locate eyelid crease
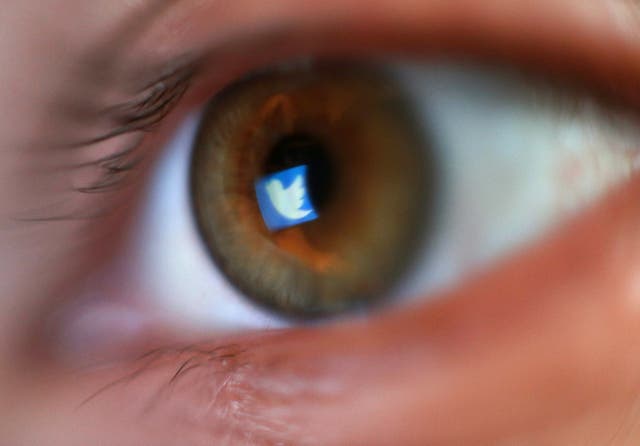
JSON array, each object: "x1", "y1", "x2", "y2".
[{"x1": 77, "y1": 343, "x2": 249, "y2": 408}]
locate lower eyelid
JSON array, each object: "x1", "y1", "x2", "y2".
[
  {"x1": 71, "y1": 176, "x2": 640, "y2": 444},
  {"x1": 73, "y1": 342, "x2": 310, "y2": 444}
]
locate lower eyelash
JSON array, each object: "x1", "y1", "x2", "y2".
[{"x1": 77, "y1": 343, "x2": 250, "y2": 409}]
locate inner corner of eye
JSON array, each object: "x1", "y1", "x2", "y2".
[{"x1": 186, "y1": 58, "x2": 640, "y2": 320}]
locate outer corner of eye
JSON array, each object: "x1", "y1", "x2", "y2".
[{"x1": 114, "y1": 57, "x2": 640, "y2": 335}]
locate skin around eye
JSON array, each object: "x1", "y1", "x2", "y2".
[{"x1": 6, "y1": 1, "x2": 640, "y2": 446}]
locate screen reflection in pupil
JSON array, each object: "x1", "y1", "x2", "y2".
[
  {"x1": 190, "y1": 62, "x2": 432, "y2": 317},
  {"x1": 264, "y1": 134, "x2": 336, "y2": 212}
]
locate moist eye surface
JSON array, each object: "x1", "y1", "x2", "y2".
[
  {"x1": 132, "y1": 57, "x2": 640, "y2": 327},
  {"x1": 190, "y1": 62, "x2": 434, "y2": 318}
]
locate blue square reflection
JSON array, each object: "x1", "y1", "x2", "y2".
[{"x1": 255, "y1": 165, "x2": 319, "y2": 231}]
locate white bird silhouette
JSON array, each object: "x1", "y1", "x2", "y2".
[{"x1": 265, "y1": 174, "x2": 313, "y2": 220}]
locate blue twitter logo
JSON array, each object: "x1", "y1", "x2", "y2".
[{"x1": 255, "y1": 165, "x2": 319, "y2": 231}]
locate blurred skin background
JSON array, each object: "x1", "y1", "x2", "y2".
[{"x1": 4, "y1": 0, "x2": 640, "y2": 445}]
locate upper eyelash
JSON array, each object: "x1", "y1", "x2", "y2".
[
  {"x1": 81, "y1": 61, "x2": 198, "y2": 147},
  {"x1": 72, "y1": 62, "x2": 198, "y2": 195},
  {"x1": 13, "y1": 61, "x2": 199, "y2": 225}
]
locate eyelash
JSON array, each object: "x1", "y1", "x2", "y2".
[
  {"x1": 30, "y1": 13, "x2": 639, "y2": 230},
  {"x1": 89, "y1": 62, "x2": 197, "y2": 146},
  {"x1": 13, "y1": 61, "x2": 200, "y2": 226},
  {"x1": 73, "y1": 141, "x2": 145, "y2": 195}
]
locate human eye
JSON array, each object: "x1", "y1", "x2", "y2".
[
  {"x1": 110, "y1": 59, "x2": 640, "y2": 330},
  {"x1": 16, "y1": 1, "x2": 640, "y2": 445}
]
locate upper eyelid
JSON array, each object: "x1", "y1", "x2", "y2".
[
  {"x1": 120, "y1": 2, "x2": 640, "y2": 118},
  {"x1": 75, "y1": 338, "x2": 340, "y2": 445},
  {"x1": 47, "y1": 1, "x2": 640, "y2": 220},
  {"x1": 44, "y1": 0, "x2": 201, "y2": 150},
  {"x1": 82, "y1": 1, "x2": 640, "y2": 134}
]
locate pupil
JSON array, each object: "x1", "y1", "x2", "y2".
[{"x1": 263, "y1": 133, "x2": 336, "y2": 211}]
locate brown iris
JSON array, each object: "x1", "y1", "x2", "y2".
[{"x1": 191, "y1": 62, "x2": 434, "y2": 318}]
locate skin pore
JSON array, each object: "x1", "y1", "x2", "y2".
[{"x1": 3, "y1": 0, "x2": 640, "y2": 445}]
